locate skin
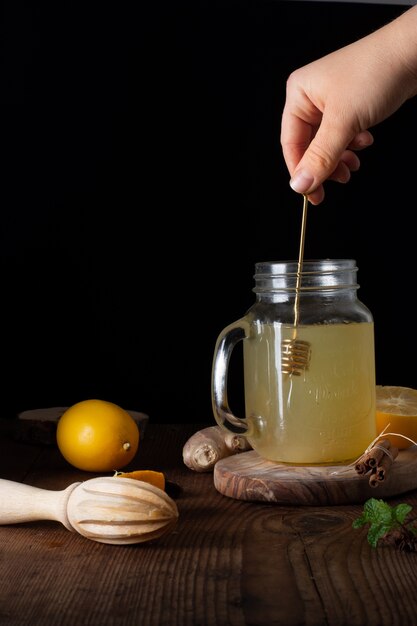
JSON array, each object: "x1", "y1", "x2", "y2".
[{"x1": 280, "y1": 5, "x2": 417, "y2": 205}]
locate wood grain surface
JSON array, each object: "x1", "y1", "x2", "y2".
[
  {"x1": 213, "y1": 448, "x2": 417, "y2": 505},
  {"x1": 2, "y1": 421, "x2": 417, "y2": 626}
]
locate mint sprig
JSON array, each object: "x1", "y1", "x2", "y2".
[{"x1": 353, "y1": 498, "x2": 417, "y2": 551}]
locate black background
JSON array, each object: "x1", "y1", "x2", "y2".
[{"x1": 1, "y1": 0, "x2": 415, "y2": 423}]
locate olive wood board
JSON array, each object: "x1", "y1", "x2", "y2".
[{"x1": 213, "y1": 448, "x2": 417, "y2": 505}]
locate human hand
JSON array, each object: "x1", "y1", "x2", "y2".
[{"x1": 280, "y1": 5, "x2": 417, "y2": 205}]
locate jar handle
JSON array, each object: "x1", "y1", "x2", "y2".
[{"x1": 211, "y1": 318, "x2": 250, "y2": 435}]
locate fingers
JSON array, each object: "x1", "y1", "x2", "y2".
[
  {"x1": 280, "y1": 106, "x2": 319, "y2": 179},
  {"x1": 280, "y1": 78, "x2": 375, "y2": 205},
  {"x1": 291, "y1": 148, "x2": 364, "y2": 205},
  {"x1": 287, "y1": 126, "x2": 374, "y2": 204},
  {"x1": 305, "y1": 184, "x2": 325, "y2": 206},
  {"x1": 330, "y1": 150, "x2": 360, "y2": 182},
  {"x1": 348, "y1": 130, "x2": 374, "y2": 151},
  {"x1": 290, "y1": 154, "x2": 356, "y2": 205}
]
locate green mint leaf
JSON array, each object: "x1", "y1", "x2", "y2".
[
  {"x1": 353, "y1": 498, "x2": 415, "y2": 549},
  {"x1": 352, "y1": 498, "x2": 391, "y2": 525},
  {"x1": 365, "y1": 498, "x2": 393, "y2": 524},
  {"x1": 393, "y1": 503, "x2": 412, "y2": 525},
  {"x1": 352, "y1": 517, "x2": 366, "y2": 529},
  {"x1": 367, "y1": 523, "x2": 392, "y2": 548}
]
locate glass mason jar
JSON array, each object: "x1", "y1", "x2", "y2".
[{"x1": 211, "y1": 259, "x2": 377, "y2": 464}]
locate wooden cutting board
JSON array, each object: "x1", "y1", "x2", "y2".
[{"x1": 213, "y1": 448, "x2": 417, "y2": 505}]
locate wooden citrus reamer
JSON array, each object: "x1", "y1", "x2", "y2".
[{"x1": 0, "y1": 476, "x2": 179, "y2": 545}]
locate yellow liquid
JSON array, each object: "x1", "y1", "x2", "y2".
[{"x1": 243, "y1": 322, "x2": 376, "y2": 464}]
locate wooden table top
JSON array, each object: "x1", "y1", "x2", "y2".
[{"x1": 1, "y1": 420, "x2": 417, "y2": 626}]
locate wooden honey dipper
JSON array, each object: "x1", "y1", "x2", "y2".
[
  {"x1": 281, "y1": 193, "x2": 311, "y2": 376},
  {"x1": 0, "y1": 476, "x2": 179, "y2": 545}
]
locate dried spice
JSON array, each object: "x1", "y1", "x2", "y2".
[{"x1": 354, "y1": 438, "x2": 399, "y2": 487}]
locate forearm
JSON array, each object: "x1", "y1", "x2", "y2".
[{"x1": 370, "y1": 4, "x2": 417, "y2": 102}]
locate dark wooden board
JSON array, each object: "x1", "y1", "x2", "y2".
[
  {"x1": 13, "y1": 407, "x2": 149, "y2": 446},
  {"x1": 213, "y1": 448, "x2": 417, "y2": 505}
]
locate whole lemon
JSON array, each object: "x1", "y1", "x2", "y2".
[{"x1": 56, "y1": 399, "x2": 140, "y2": 472}]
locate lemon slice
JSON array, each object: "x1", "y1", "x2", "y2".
[{"x1": 376, "y1": 385, "x2": 417, "y2": 449}]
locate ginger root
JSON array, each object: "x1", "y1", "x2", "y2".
[{"x1": 182, "y1": 425, "x2": 252, "y2": 472}]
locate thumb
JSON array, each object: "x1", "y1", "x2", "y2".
[{"x1": 289, "y1": 122, "x2": 355, "y2": 194}]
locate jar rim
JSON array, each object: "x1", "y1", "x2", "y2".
[
  {"x1": 253, "y1": 259, "x2": 359, "y2": 293},
  {"x1": 255, "y1": 259, "x2": 357, "y2": 276}
]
